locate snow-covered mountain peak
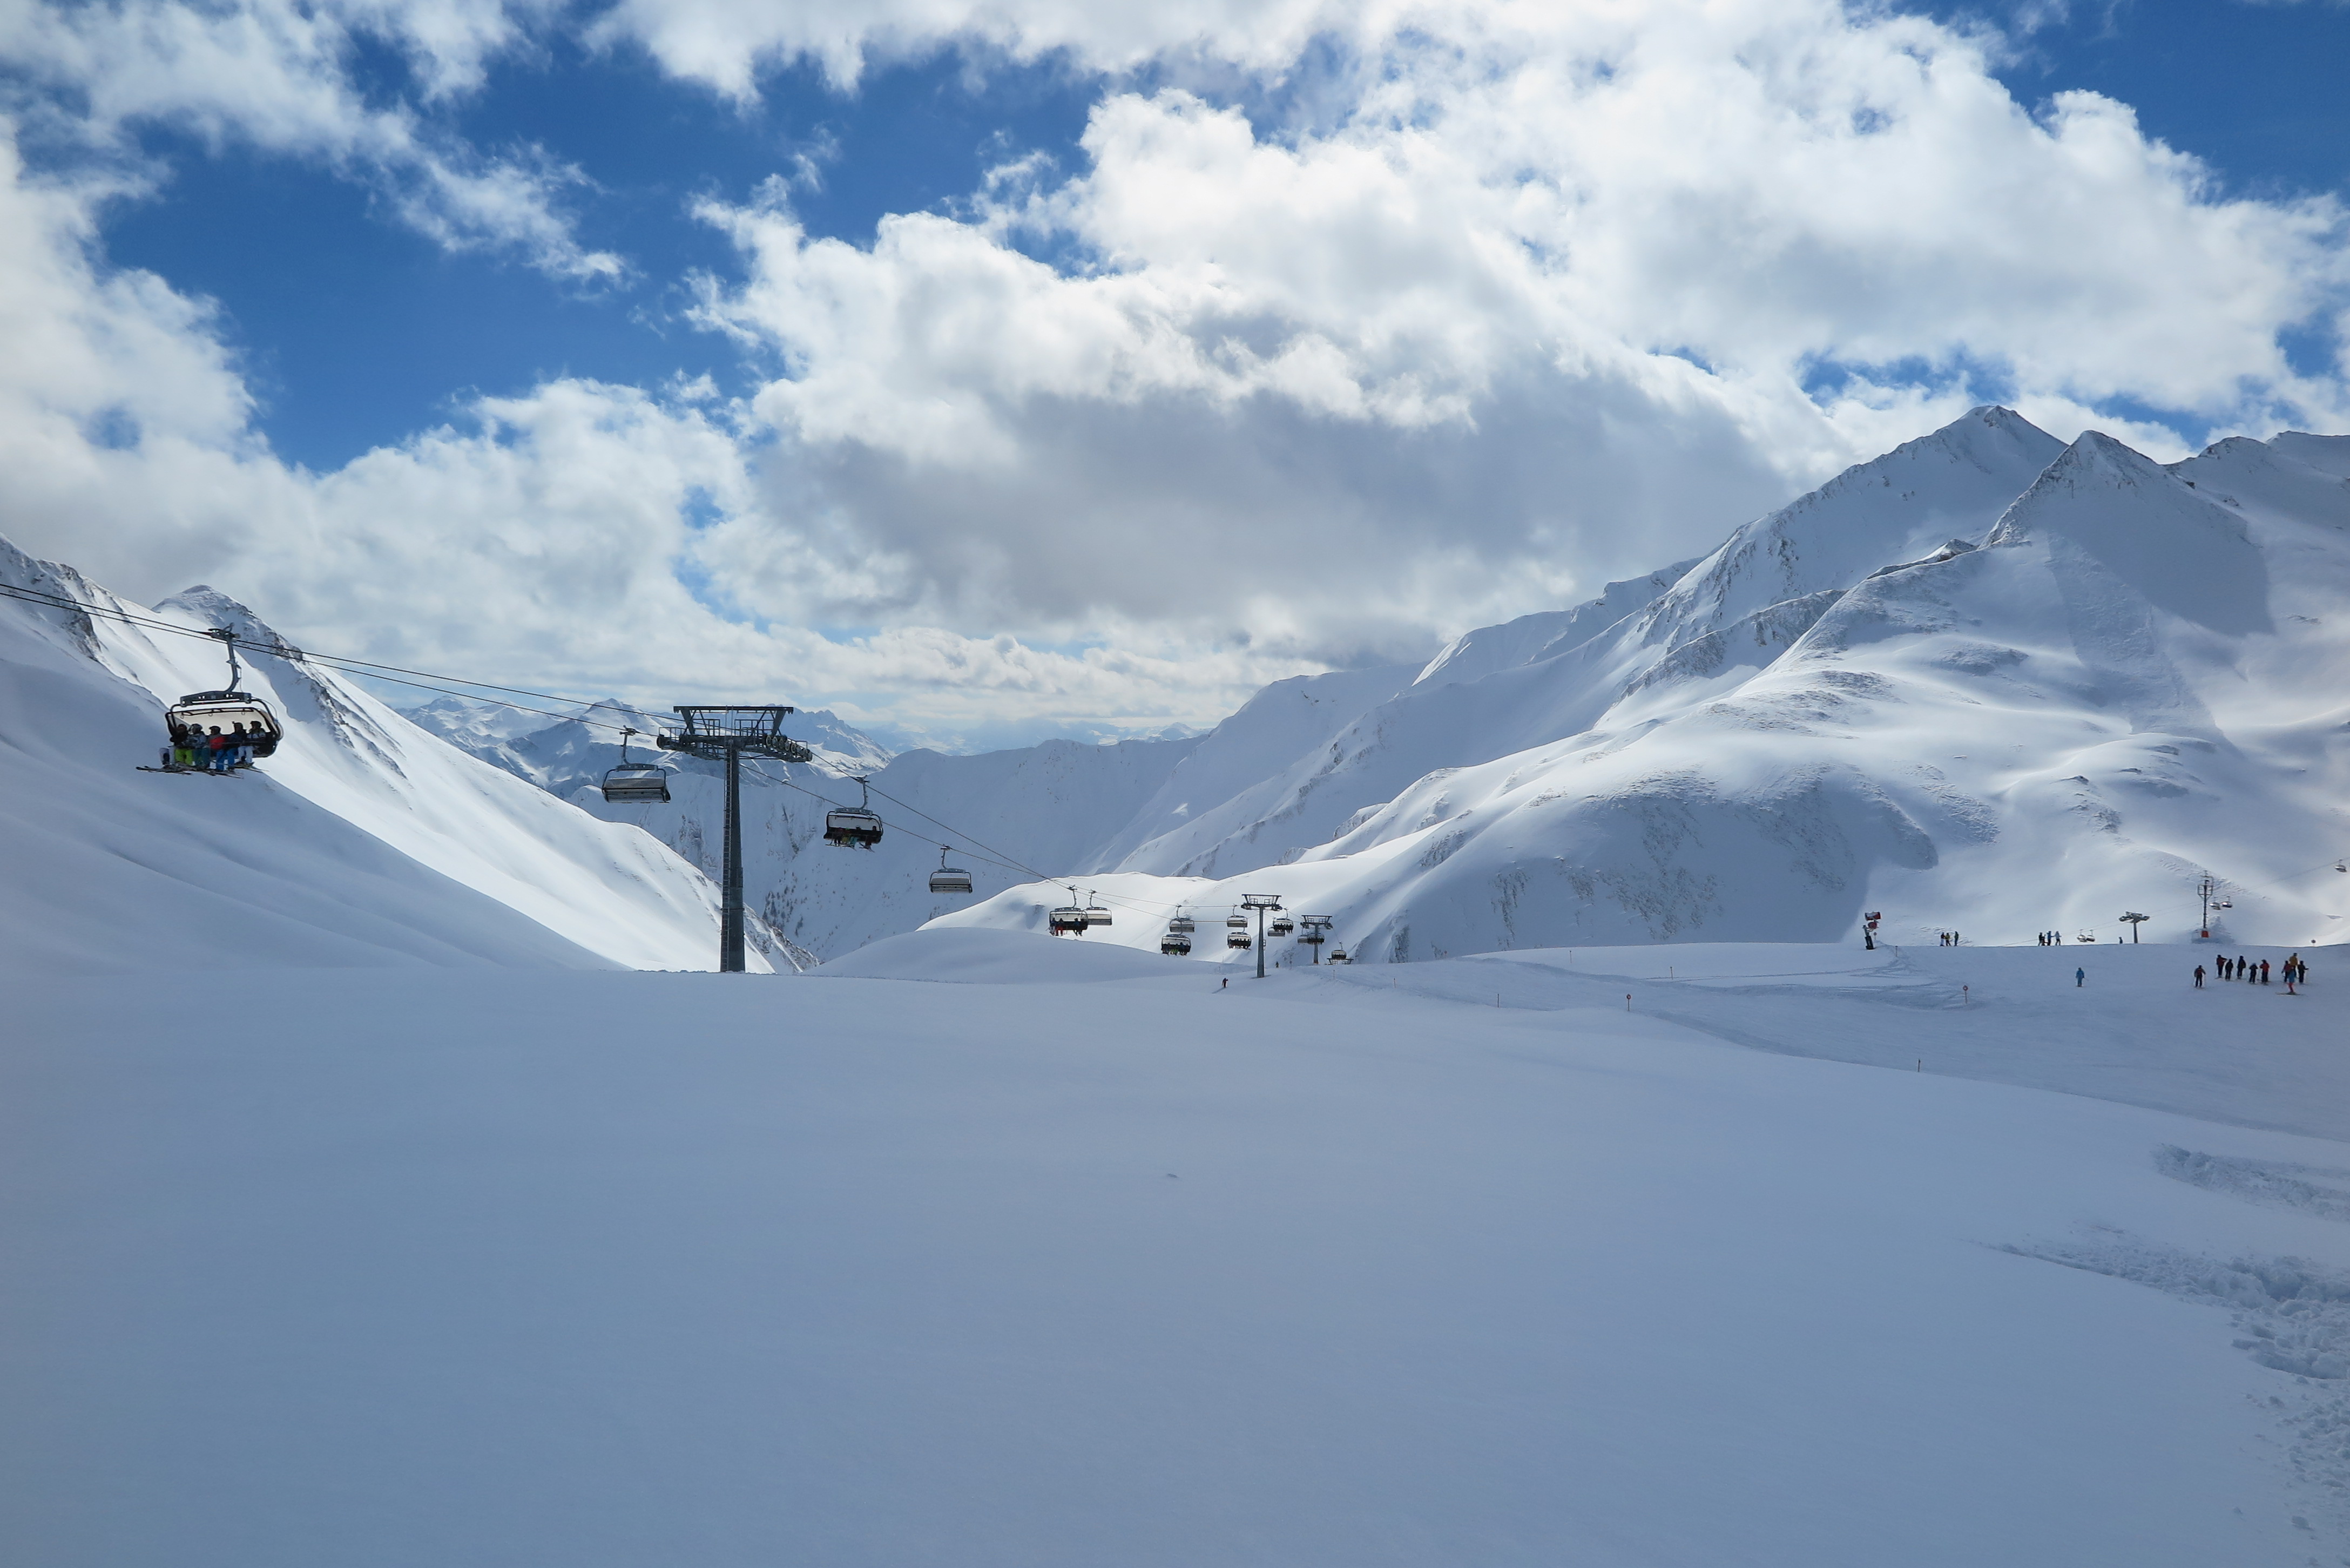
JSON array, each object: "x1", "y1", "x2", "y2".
[
  {"x1": 154, "y1": 584, "x2": 288, "y2": 650},
  {"x1": 1626, "y1": 406, "x2": 2066, "y2": 658},
  {"x1": 1987, "y1": 430, "x2": 2271, "y2": 637},
  {"x1": 2264, "y1": 431, "x2": 2350, "y2": 481}
]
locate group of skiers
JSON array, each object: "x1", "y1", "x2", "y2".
[
  {"x1": 2032, "y1": 931, "x2": 2072, "y2": 946},
  {"x1": 1936, "y1": 931, "x2": 1963, "y2": 945},
  {"x1": 2191, "y1": 954, "x2": 2310, "y2": 990},
  {"x1": 166, "y1": 723, "x2": 261, "y2": 773}
]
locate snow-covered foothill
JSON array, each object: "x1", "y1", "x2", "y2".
[{"x1": 0, "y1": 535, "x2": 743, "y2": 972}]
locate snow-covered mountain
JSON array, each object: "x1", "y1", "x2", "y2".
[
  {"x1": 933, "y1": 410, "x2": 2350, "y2": 959},
  {"x1": 39, "y1": 402, "x2": 2338, "y2": 976},
  {"x1": 0, "y1": 537, "x2": 748, "y2": 974}
]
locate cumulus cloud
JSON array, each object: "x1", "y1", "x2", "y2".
[{"x1": 1, "y1": 0, "x2": 2347, "y2": 742}]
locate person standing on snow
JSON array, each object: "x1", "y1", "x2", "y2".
[
  {"x1": 2075, "y1": 967, "x2": 2085, "y2": 988},
  {"x1": 2261, "y1": 959, "x2": 2272, "y2": 984},
  {"x1": 2194, "y1": 965, "x2": 2206, "y2": 988}
]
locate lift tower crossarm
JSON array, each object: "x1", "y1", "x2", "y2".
[{"x1": 659, "y1": 705, "x2": 802, "y2": 973}]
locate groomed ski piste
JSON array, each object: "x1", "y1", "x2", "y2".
[{"x1": 6, "y1": 928, "x2": 2350, "y2": 1566}]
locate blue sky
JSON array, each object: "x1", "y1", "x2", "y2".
[
  {"x1": 92, "y1": 45, "x2": 1099, "y2": 471},
  {"x1": 3, "y1": 0, "x2": 2346, "y2": 745}
]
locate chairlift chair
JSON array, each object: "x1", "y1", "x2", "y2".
[
  {"x1": 161, "y1": 629, "x2": 282, "y2": 768},
  {"x1": 1084, "y1": 895, "x2": 1112, "y2": 928},
  {"x1": 1269, "y1": 915, "x2": 1295, "y2": 938},
  {"x1": 825, "y1": 778, "x2": 885, "y2": 848},
  {"x1": 600, "y1": 728, "x2": 672, "y2": 803},
  {"x1": 1160, "y1": 932, "x2": 1192, "y2": 956},
  {"x1": 1049, "y1": 904, "x2": 1090, "y2": 935},
  {"x1": 1169, "y1": 914, "x2": 1195, "y2": 935},
  {"x1": 929, "y1": 849, "x2": 973, "y2": 895},
  {"x1": 1328, "y1": 945, "x2": 1349, "y2": 963},
  {"x1": 1227, "y1": 927, "x2": 1252, "y2": 950}
]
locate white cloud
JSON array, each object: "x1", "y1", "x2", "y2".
[{"x1": 1, "y1": 0, "x2": 2347, "y2": 742}]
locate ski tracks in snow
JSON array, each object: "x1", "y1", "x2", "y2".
[{"x1": 2008, "y1": 1146, "x2": 2350, "y2": 1552}]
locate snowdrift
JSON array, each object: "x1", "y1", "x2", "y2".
[{"x1": 0, "y1": 537, "x2": 744, "y2": 972}]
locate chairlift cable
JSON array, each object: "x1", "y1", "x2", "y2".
[{"x1": 0, "y1": 579, "x2": 646, "y2": 734}]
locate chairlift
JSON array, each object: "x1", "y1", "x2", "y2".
[
  {"x1": 1169, "y1": 914, "x2": 1195, "y2": 935},
  {"x1": 600, "y1": 728, "x2": 672, "y2": 803},
  {"x1": 1049, "y1": 903, "x2": 1090, "y2": 936},
  {"x1": 1227, "y1": 927, "x2": 1253, "y2": 950},
  {"x1": 1268, "y1": 915, "x2": 1295, "y2": 938},
  {"x1": 2213, "y1": 897, "x2": 2233, "y2": 909},
  {"x1": 1160, "y1": 931, "x2": 1192, "y2": 956},
  {"x1": 1225, "y1": 914, "x2": 1248, "y2": 929},
  {"x1": 1084, "y1": 894, "x2": 1113, "y2": 928},
  {"x1": 825, "y1": 778, "x2": 884, "y2": 848},
  {"x1": 158, "y1": 628, "x2": 282, "y2": 771},
  {"x1": 928, "y1": 849, "x2": 973, "y2": 895},
  {"x1": 1328, "y1": 945, "x2": 1349, "y2": 963},
  {"x1": 2337, "y1": 861, "x2": 2346, "y2": 874},
  {"x1": 2075, "y1": 930, "x2": 2095, "y2": 944}
]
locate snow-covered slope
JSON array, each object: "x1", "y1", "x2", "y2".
[
  {"x1": 1099, "y1": 407, "x2": 2072, "y2": 882},
  {"x1": 1073, "y1": 663, "x2": 1420, "y2": 877},
  {"x1": 0, "y1": 536, "x2": 744, "y2": 972},
  {"x1": 937, "y1": 411, "x2": 2350, "y2": 959}
]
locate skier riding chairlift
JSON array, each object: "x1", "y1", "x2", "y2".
[{"x1": 154, "y1": 628, "x2": 282, "y2": 773}]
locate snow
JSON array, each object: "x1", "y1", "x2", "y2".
[
  {"x1": 7, "y1": 947, "x2": 2350, "y2": 1564},
  {"x1": 819, "y1": 924, "x2": 1191, "y2": 982},
  {"x1": 0, "y1": 537, "x2": 743, "y2": 973}
]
